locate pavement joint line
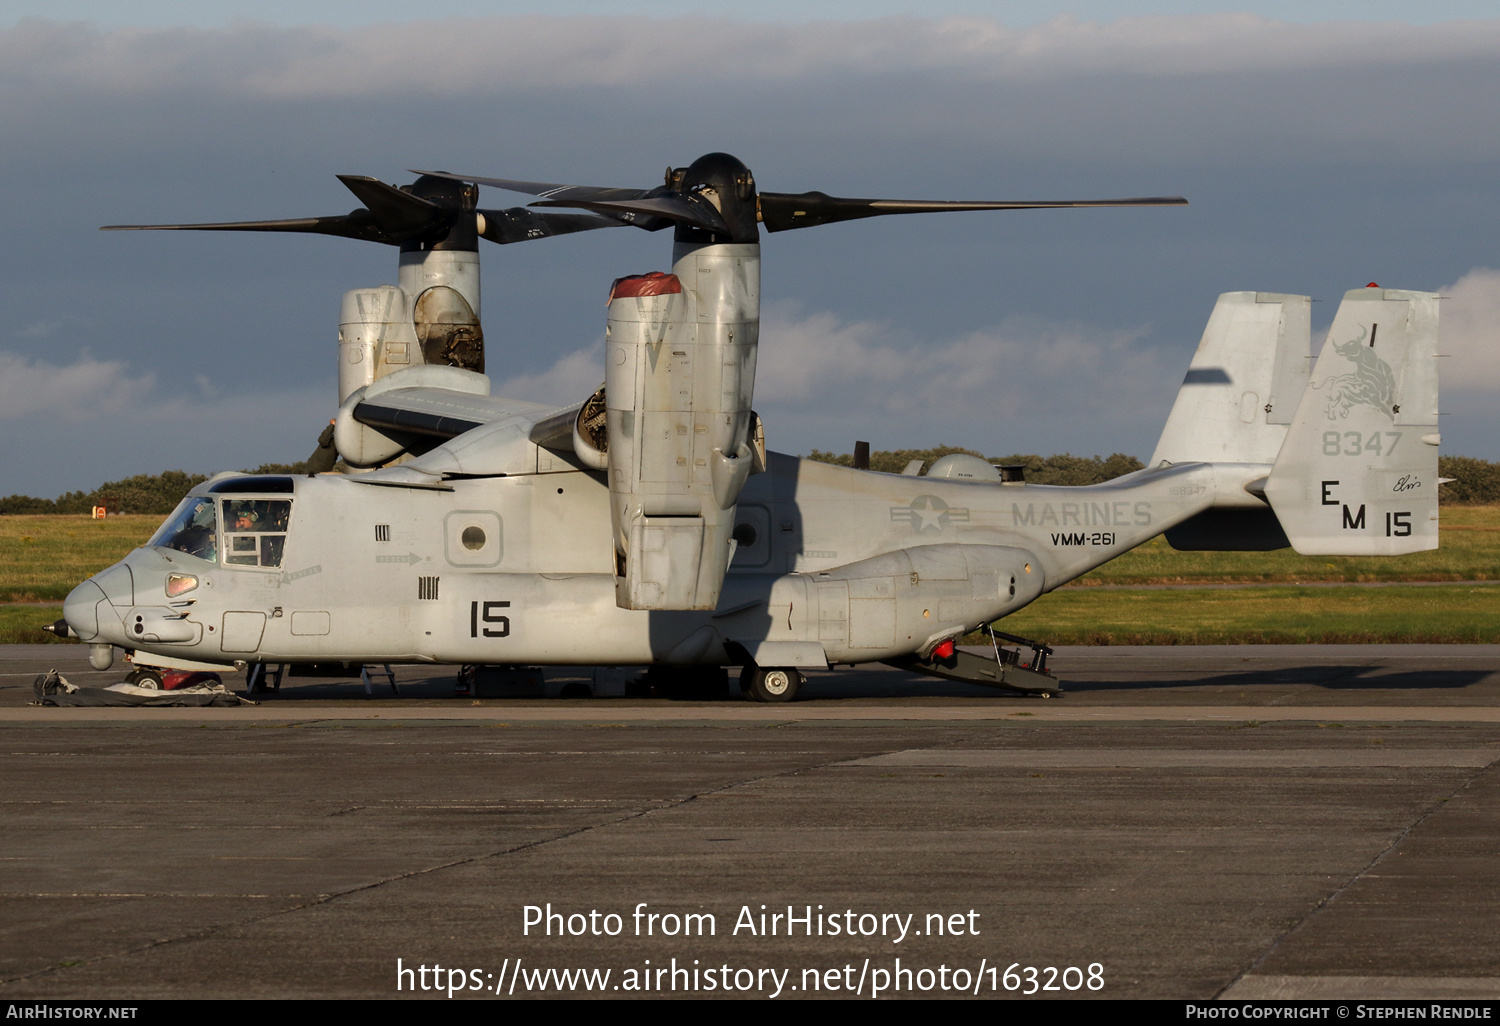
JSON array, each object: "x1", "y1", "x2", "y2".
[
  {"x1": 4, "y1": 893, "x2": 287, "y2": 899},
  {"x1": 1214, "y1": 754, "x2": 1500, "y2": 999},
  {"x1": 0, "y1": 806, "x2": 654, "y2": 990},
  {"x1": 0, "y1": 733, "x2": 920, "y2": 990}
]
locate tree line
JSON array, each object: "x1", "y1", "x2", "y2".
[
  {"x1": 0, "y1": 463, "x2": 312, "y2": 515},
  {"x1": 807, "y1": 447, "x2": 1500, "y2": 505},
  {"x1": 3, "y1": 451, "x2": 1498, "y2": 515}
]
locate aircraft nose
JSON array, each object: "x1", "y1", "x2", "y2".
[
  {"x1": 90, "y1": 563, "x2": 135, "y2": 606},
  {"x1": 62, "y1": 580, "x2": 107, "y2": 642},
  {"x1": 63, "y1": 563, "x2": 134, "y2": 644}
]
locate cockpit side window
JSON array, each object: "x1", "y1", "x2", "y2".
[
  {"x1": 148, "y1": 497, "x2": 219, "y2": 562},
  {"x1": 221, "y1": 499, "x2": 292, "y2": 568}
]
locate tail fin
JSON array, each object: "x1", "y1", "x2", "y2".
[
  {"x1": 1263, "y1": 287, "x2": 1439, "y2": 554},
  {"x1": 1151, "y1": 292, "x2": 1311, "y2": 466}
]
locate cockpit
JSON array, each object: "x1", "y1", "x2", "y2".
[{"x1": 148, "y1": 477, "x2": 295, "y2": 569}]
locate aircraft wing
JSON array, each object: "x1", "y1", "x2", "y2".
[
  {"x1": 334, "y1": 365, "x2": 589, "y2": 471},
  {"x1": 353, "y1": 388, "x2": 556, "y2": 440}
]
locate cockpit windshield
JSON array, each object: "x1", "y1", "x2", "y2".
[
  {"x1": 148, "y1": 496, "x2": 219, "y2": 562},
  {"x1": 147, "y1": 494, "x2": 293, "y2": 568},
  {"x1": 222, "y1": 499, "x2": 292, "y2": 568}
]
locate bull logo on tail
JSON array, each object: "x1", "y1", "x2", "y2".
[{"x1": 1315, "y1": 324, "x2": 1397, "y2": 420}]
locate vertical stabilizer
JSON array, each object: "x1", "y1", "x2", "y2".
[
  {"x1": 1263, "y1": 287, "x2": 1439, "y2": 554},
  {"x1": 1151, "y1": 292, "x2": 1310, "y2": 466}
]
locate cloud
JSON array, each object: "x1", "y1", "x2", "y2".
[
  {"x1": 18, "y1": 320, "x2": 67, "y2": 339},
  {"x1": 756, "y1": 304, "x2": 1173, "y2": 453},
  {"x1": 6, "y1": 14, "x2": 1500, "y2": 100},
  {"x1": 0, "y1": 365, "x2": 332, "y2": 498},
  {"x1": 0, "y1": 350, "x2": 156, "y2": 420},
  {"x1": 0, "y1": 348, "x2": 335, "y2": 492},
  {"x1": 1436, "y1": 267, "x2": 1500, "y2": 393},
  {"x1": 754, "y1": 303, "x2": 1167, "y2": 421},
  {"x1": 6, "y1": 10, "x2": 1499, "y2": 490},
  {"x1": 492, "y1": 305, "x2": 1177, "y2": 458},
  {"x1": 490, "y1": 345, "x2": 602, "y2": 407}
]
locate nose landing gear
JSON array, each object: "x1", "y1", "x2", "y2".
[{"x1": 124, "y1": 668, "x2": 164, "y2": 690}]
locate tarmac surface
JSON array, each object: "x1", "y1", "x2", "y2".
[{"x1": 2, "y1": 642, "x2": 1498, "y2": 1000}]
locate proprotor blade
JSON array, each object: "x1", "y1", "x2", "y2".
[
  {"x1": 102, "y1": 173, "x2": 464, "y2": 248},
  {"x1": 758, "y1": 192, "x2": 1189, "y2": 232},
  {"x1": 418, "y1": 170, "x2": 694, "y2": 234},
  {"x1": 476, "y1": 207, "x2": 629, "y2": 245},
  {"x1": 334, "y1": 175, "x2": 447, "y2": 240},
  {"x1": 530, "y1": 193, "x2": 728, "y2": 235},
  {"x1": 412, "y1": 170, "x2": 650, "y2": 204},
  {"x1": 418, "y1": 159, "x2": 1188, "y2": 242},
  {"x1": 99, "y1": 214, "x2": 388, "y2": 243}
]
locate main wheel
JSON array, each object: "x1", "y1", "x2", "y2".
[{"x1": 744, "y1": 666, "x2": 802, "y2": 703}]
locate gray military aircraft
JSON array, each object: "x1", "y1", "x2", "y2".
[{"x1": 60, "y1": 153, "x2": 1439, "y2": 701}]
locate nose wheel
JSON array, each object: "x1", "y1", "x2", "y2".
[
  {"x1": 125, "y1": 668, "x2": 164, "y2": 689},
  {"x1": 742, "y1": 666, "x2": 803, "y2": 703}
]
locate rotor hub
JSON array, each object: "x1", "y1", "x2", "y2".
[{"x1": 675, "y1": 152, "x2": 759, "y2": 245}]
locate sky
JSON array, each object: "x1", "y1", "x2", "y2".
[
  {"x1": 9, "y1": 2, "x2": 1500, "y2": 28},
  {"x1": 3, "y1": 2, "x2": 1498, "y2": 497}
]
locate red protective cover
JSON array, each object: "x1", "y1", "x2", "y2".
[
  {"x1": 608, "y1": 272, "x2": 682, "y2": 301},
  {"x1": 160, "y1": 670, "x2": 222, "y2": 691}
]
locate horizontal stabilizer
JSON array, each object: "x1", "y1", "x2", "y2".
[
  {"x1": 1263, "y1": 287, "x2": 1439, "y2": 554},
  {"x1": 1151, "y1": 292, "x2": 1310, "y2": 466},
  {"x1": 1164, "y1": 507, "x2": 1290, "y2": 551}
]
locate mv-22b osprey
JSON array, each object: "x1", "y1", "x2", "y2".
[{"x1": 64, "y1": 153, "x2": 1440, "y2": 701}]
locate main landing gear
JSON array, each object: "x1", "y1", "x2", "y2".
[{"x1": 741, "y1": 666, "x2": 804, "y2": 703}]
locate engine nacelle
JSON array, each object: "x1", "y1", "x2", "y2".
[
  {"x1": 604, "y1": 242, "x2": 759, "y2": 610},
  {"x1": 402, "y1": 249, "x2": 483, "y2": 373},
  {"x1": 334, "y1": 248, "x2": 485, "y2": 463},
  {"x1": 339, "y1": 286, "x2": 416, "y2": 406}
]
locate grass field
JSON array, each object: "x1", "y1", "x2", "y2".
[
  {"x1": 0, "y1": 514, "x2": 161, "y2": 645},
  {"x1": 986, "y1": 583, "x2": 1500, "y2": 645},
  {"x1": 1, "y1": 604, "x2": 65, "y2": 646},
  {"x1": 4, "y1": 508, "x2": 1498, "y2": 646},
  {"x1": 1071, "y1": 504, "x2": 1500, "y2": 585},
  {"x1": 0, "y1": 515, "x2": 161, "y2": 603}
]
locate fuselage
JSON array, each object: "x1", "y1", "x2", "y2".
[{"x1": 64, "y1": 452, "x2": 1252, "y2": 670}]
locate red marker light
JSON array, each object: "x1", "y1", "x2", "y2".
[
  {"x1": 932, "y1": 638, "x2": 956, "y2": 660},
  {"x1": 1366, "y1": 282, "x2": 1380, "y2": 288}
]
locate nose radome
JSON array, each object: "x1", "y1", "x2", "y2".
[
  {"x1": 62, "y1": 580, "x2": 107, "y2": 642},
  {"x1": 91, "y1": 563, "x2": 135, "y2": 606}
]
